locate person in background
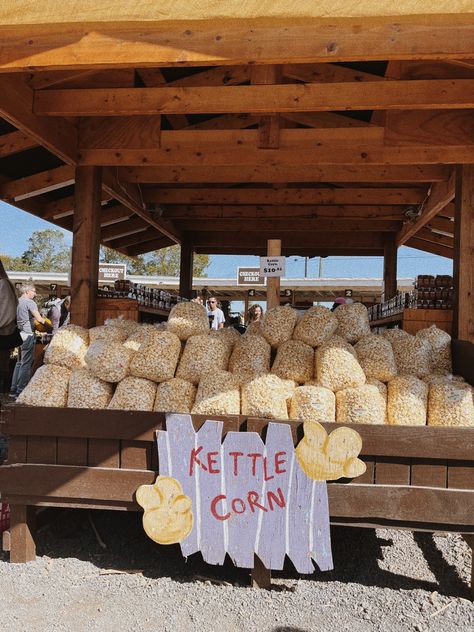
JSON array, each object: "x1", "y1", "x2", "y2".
[
  {"x1": 10, "y1": 284, "x2": 48, "y2": 397},
  {"x1": 331, "y1": 297, "x2": 347, "y2": 312},
  {"x1": 206, "y1": 296, "x2": 225, "y2": 330},
  {"x1": 59, "y1": 295, "x2": 71, "y2": 329},
  {"x1": 247, "y1": 303, "x2": 264, "y2": 324}
]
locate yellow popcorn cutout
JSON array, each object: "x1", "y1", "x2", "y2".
[
  {"x1": 295, "y1": 421, "x2": 366, "y2": 481},
  {"x1": 136, "y1": 476, "x2": 193, "y2": 545}
]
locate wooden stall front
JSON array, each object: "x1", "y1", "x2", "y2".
[{"x1": 0, "y1": 1, "x2": 474, "y2": 592}]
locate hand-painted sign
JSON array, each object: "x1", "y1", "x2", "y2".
[
  {"x1": 137, "y1": 414, "x2": 365, "y2": 574},
  {"x1": 237, "y1": 267, "x2": 265, "y2": 286},
  {"x1": 98, "y1": 263, "x2": 126, "y2": 283}
]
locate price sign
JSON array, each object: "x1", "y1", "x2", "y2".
[
  {"x1": 344, "y1": 289, "x2": 353, "y2": 298},
  {"x1": 259, "y1": 256, "x2": 285, "y2": 278}
]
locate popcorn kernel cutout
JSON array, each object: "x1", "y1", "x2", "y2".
[
  {"x1": 136, "y1": 476, "x2": 193, "y2": 545},
  {"x1": 295, "y1": 421, "x2": 366, "y2": 481}
]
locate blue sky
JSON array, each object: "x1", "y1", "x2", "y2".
[{"x1": 0, "y1": 201, "x2": 452, "y2": 280}]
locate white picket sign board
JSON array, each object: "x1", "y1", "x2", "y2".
[{"x1": 157, "y1": 413, "x2": 333, "y2": 573}]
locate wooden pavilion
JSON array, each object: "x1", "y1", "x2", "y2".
[{"x1": 0, "y1": 2, "x2": 473, "y2": 591}]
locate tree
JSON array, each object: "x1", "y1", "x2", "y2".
[
  {"x1": 100, "y1": 245, "x2": 209, "y2": 277},
  {"x1": 0, "y1": 253, "x2": 30, "y2": 271},
  {"x1": 21, "y1": 229, "x2": 71, "y2": 272}
]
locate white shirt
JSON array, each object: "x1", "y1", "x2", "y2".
[{"x1": 207, "y1": 307, "x2": 225, "y2": 330}]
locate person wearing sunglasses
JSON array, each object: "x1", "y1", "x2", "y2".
[{"x1": 206, "y1": 297, "x2": 225, "y2": 330}]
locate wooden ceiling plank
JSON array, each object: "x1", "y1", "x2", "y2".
[
  {"x1": 0, "y1": 75, "x2": 77, "y2": 164},
  {"x1": 416, "y1": 227, "x2": 454, "y2": 248},
  {"x1": 35, "y1": 80, "x2": 474, "y2": 116},
  {"x1": 124, "y1": 235, "x2": 175, "y2": 256},
  {"x1": 102, "y1": 168, "x2": 180, "y2": 244},
  {"x1": 99, "y1": 205, "x2": 133, "y2": 227},
  {"x1": 251, "y1": 65, "x2": 281, "y2": 149},
  {"x1": 30, "y1": 69, "x2": 136, "y2": 90},
  {"x1": 107, "y1": 228, "x2": 163, "y2": 250},
  {"x1": 407, "y1": 237, "x2": 454, "y2": 258},
  {"x1": 161, "y1": 204, "x2": 405, "y2": 220},
  {"x1": 0, "y1": 165, "x2": 75, "y2": 202},
  {"x1": 120, "y1": 164, "x2": 450, "y2": 184},
  {"x1": 0, "y1": 131, "x2": 38, "y2": 158},
  {"x1": 397, "y1": 171, "x2": 456, "y2": 245},
  {"x1": 41, "y1": 191, "x2": 111, "y2": 220},
  {"x1": 3, "y1": 17, "x2": 474, "y2": 71},
  {"x1": 144, "y1": 187, "x2": 427, "y2": 206},
  {"x1": 425, "y1": 216, "x2": 455, "y2": 235}
]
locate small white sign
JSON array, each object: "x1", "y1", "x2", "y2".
[{"x1": 260, "y1": 256, "x2": 285, "y2": 278}]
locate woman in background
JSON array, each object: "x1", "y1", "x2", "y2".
[{"x1": 247, "y1": 304, "x2": 264, "y2": 324}]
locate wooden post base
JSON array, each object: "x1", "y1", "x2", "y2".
[
  {"x1": 9, "y1": 505, "x2": 36, "y2": 563},
  {"x1": 251, "y1": 555, "x2": 271, "y2": 589},
  {"x1": 463, "y1": 535, "x2": 474, "y2": 600}
]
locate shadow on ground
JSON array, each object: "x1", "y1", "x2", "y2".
[{"x1": 1, "y1": 508, "x2": 470, "y2": 599}]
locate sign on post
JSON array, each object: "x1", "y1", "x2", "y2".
[
  {"x1": 344, "y1": 289, "x2": 353, "y2": 298},
  {"x1": 98, "y1": 263, "x2": 127, "y2": 283},
  {"x1": 237, "y1": 267, "x2": 265, "y2": 286},
  {"x1": 259, "y1": 256, "x2": 285, "y2": 278}
]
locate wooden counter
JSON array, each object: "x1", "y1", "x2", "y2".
[{"x1": 370, "y1": 309, "x2": 453, "y2": 335}]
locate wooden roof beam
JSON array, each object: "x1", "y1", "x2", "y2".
[
  {"x1": 35, "y1": 80, "x2": 474, "y2": 117},
  {"x1": 161, "y1": 205, "x2": 405, "y2": 220},
  {"x1": 144, "y1": 187, "x2": 427, "y2": 206},
  {"x1": 120, "y1": 164, "x2": 450, "y2": 184},
  {"x1": 397, "y1": 171, "x2": 456, "y2": 245},
  {"x1": 76, "y1": 127, "x2": 474, "y2": 166},
  {"x1": 282, "y1": 63, "x2": 388, "y2": 83},
  {"x1": 102, "y1": 168, "x2": 181, "y2": 245},
  {"x1": 173, "y1": 219, "x2": 401, "y2": 232},
  {"x1": 101, "y1": 217, "x2": 150, "y2": 242},
  {"x1": 415, "y1": 228, "x2": 454, "y2": 248},
  {"x1": 0, "y1": 75, "x2": 77, "y2": 164},
  {"x1": 194, "y1": 247, "x2": 385, "y2": 257},
  {"x1": 2, "y1": 7, "x2": 474, "y2": 71}
]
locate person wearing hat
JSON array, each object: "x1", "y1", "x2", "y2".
[{"x1": 331, "y1": 297, "x2": 346, "y2": 312}]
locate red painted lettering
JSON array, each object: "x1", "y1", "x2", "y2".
[
  {"x1": 263, "y1": 457, "x2": 274, "y2": 481},
  {"x1": 229, "y1": 451, "x2": 244, "y2": 476},
  {"x1": 207, "y1": 451, "x2": 220, "y2": 474},
  {"x1": 247, "y1": 491, "x2": 268, "y2": 513},
  {"x1": 189, "y1": 445, "x2": 207, "y2": 476},
  {"x1": 231, "y1": 498, "x2": 246, "y2": 514},
  {"x1": 267, "y1": 487, "x2": 286, "y2": 511},
  {"x1": 247, "y1": 452, "x2": 262, "y2": 476},
  {"x1": 274, "y1": 451, "x2": 287, "y2": 474},
  {"x1": 210, "y1": 495, "x2": 230, "y2": 521}
]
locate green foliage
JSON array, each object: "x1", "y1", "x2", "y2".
[
  {"x1": 21, "y1": 229, "x2": 71, "y2": 272},
  {"x1": 0, "y1": 253, "x2": 30, "y2": 271},
  {"x1": 100, "y1": 245, "x2": 209, "y2": 278}
]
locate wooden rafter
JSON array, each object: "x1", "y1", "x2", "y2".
[
  {"x1": 34, "y1": 80, "x2": 474, "y2": 116},
  {"x1": 0, "y1": 165, "x2": 75, "y2": 202},
  {"x1": 171, "y1": 219, "x2": 401, "y2": 232},
  {"x1": 0, "y1": 131, "x2": 38, "y2": 158},
  {"x1": 397, "y1": 171, "x2": 456, "y2": 245},
  {"x1": 405, "y1": 237, "x2": 454, "y2": 259},
  {"x1": 102, "y1": 168, "x2": 180, "y2": 244}
]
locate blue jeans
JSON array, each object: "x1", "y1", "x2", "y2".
[{"x1": 10, "y1": 334, "x2": 35, "y2": 395}]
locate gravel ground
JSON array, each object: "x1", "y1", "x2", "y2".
[{"x1": 0, "y1": 509, "x2": 472, "y2": 632}]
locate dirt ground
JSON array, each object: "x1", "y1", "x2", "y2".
[{"x1": 0, "y1": 508, "x2": 472, "y2": 632}]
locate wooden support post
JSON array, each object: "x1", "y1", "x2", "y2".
[
  {"x1": 70, "y1": 166, "x2": 102, "y2": 328},
  {"x1": 244, "y1": 292, "x2": 250, "y2": 323},
  {"x1": 251, "y1": 555, "x2": 272, "y2": 589},
  {"x1": 453, "y1": 165, "x2": 474, "y2": 342},
  {"x1": 179, "y1": 233, "x2": 194, "y2": 299},
  {"x1": 266, "y1": 239, "x2": 281, "y2": 310},
  {"x1": 463, "y1": 535, "x2": 474, "y2": 599},
  {"x1": 9, "y1": 505, "x2": 36, "y2": 563},
  {"x1": 383, "y1": 234, "x2": 398, "y2": 300}
]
